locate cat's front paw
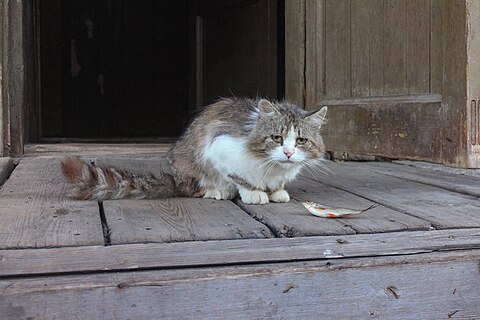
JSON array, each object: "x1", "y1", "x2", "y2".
[
  {"x1": 239, "y1": 189, "x2": 269, "y2": 205},
  {"x1": 203, "y1": 189, "x2": 235, "y2": 200},
  {"x1": 269, "y1": 189, "x2": 290, "y2": 203}
]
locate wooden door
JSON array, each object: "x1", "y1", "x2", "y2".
[
  {"x1": 191, "y1": 0, "x2": 279, "y2": 107},
  {"x1": 285, "y1": 0, "x2": 478, "y2": 167}
]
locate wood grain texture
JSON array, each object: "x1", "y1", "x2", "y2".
[
  {"x1": 285, "y1": 0, "x2": 305, "y2": 105},
  {"x1": 98, "y1": 157, "x2": 271, "y2": 244},
  {"x1": 383, "y1": 0, "x2": 407, "y2": 95},
  {"x1": 360, "y1": 161, "x2": 480, "y2": 198},
  {"x1": 1, "y1": 250, "x2": 479, "y2": 319},
  {"x1": 2, "y1": 228, "x2": 479, "y2": 277},
  {"x1": 305, "y1": 0, "x2": 325, "y2": 108},
  {"x1": 368, "y1": 0, "x2": 385, "y2": 96},
  {"x1": 24, "y1": 143, "x2": 172, "y2": 157},
  {"x1": 312, "y1": 161, "x2": 480, "y2": 229},
  {"x1": 288, "y1": 176, "x2": 431, "y2": 233},
  {"x1": 466, "y1": 0, "x2": 480, "y2": 166},
  {"x1": 322, "y1": 101, "x2": 443, "y2": 162},
  {"x1": 430, "y1": 0, "x2": 444, "y2": 94},
  {"x1": 0, "y1": 1, "x2": 5, "y2": 156},
  {"x1": 236, "y1": 176, "x2": 430, "y2": 237},
  {"x1": 3, "y1": 0, "x2": 25, "y2": 155},
  {"x1": 325, "y1": 0, "x2": 351, "y2": 98},
  {"x1": 300, "y1": 1, "x2": 454, "y2": 164},
  {"x1": 441, "y1": 1, "x2": 468, "y2": 167},
  {"x1": 406, "y1": 0, "x2": 430, "y2": 94},
  {"x1": 0, "y1": 157, "x2": 104, "y2": 248},
  {"x1": 351, "y1": 0, "x2": 371, "y2": 97},
  {"x1": 104, "y1": 198, "x2": 272, "y2": 244}
]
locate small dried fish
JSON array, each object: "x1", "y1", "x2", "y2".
[{"x1": 302, "y1": 201, "x2": 377, "y2": 218}]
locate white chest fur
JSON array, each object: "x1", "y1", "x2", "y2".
[{"x1": 202, "y1": 135, "x2": 301, "y2": 191}]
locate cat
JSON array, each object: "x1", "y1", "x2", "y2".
[{"x1": 61, "y1": 98, "x2": 327, "y2": 205}]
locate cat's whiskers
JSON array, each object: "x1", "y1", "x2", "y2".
[
  {"x1": 299, "y1": 160, "x2": 323, "y2": 185},
  {"x1": 297, "y1": 159, "x2": 332, "y2": 186}
]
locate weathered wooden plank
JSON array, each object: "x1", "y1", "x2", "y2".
[
  {"x1": 359, "y1": 161, "x2": 480, "y2": 198},
  {"x1": 406, "y1": 0, "x2": 430, "y2": 94},
  {"x1": 24, "y1": 143, "x2": 171, "y2": 157},
  {"x1": 441, "y1": 1, "x2": 468, "y2": 167},
  {"x1": 288, "y1": 176, "x2": 431, "y2": 233},
  {"x1": 1, "y1": 250, "x2": 479, "y2": 319},
  {"x1": 285, "y1": 0, "x2": 305, "y2": 105},
  {"x1": 351, "y1": 0, "x2": 371, "y2": 97},
  {"x1": 105, "y1": 198, "x2": 272, "y2": 244},
  {"x1": 311, "y1": 161, "x2": 480, "y2": 229},
  {"x1": 236, "y1": 175, "x2": 430, "y2": 237},
  {"x1": 3, "y1": 228, "x2": 478, "y2": 277},
  {"x1": 467, "y1": 0, "x2": 480, "y2": 165},
  {"x1": 322, "y1": 101, "x2": 443, "y2": 162},
  {"x1": 318, "y1": 93, "x2": 441, "y2": 105},
  {"x1": 325, "y1": 0, "x2": 351, "y2": 98},
  {"x1": 369, "y1": 0, "x2": 384, "y2": 96},
  {"x1": 236, "y1": 198, "x2": 356, "y2": 237},
  {"x1": 0, "y1": 157, "x2": 104, "y2": 248},
  {"x1": 430, "y1": 0, "x2": 444, "y2": 94},
  {"x1": 3, "y1": 0, "x2": 25, "y2": 155},
  {"x1": 305, "y1": 0, "x2": 325, "y2": 108},
  {"x1": 98, "y1": 157, "x2": 272, "y2": 244},
  {"x1": 0, "y1": 1, "x2": 5, "y2": 156},
  {"x1": 383, "y1": 0, "x2": 407, "y2": 95}
]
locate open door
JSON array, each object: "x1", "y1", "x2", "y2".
[
  {"x1": 37, "y1": 0, "x2": 282, "y2": 140},
  {"x1": 190, "y1": 0, "x2": 279, "y2": 107}
]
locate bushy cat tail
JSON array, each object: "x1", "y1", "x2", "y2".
[{"x1": 61, "y1": 156, "x2": 176, "y2": 201}]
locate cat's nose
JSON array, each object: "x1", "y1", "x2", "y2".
[{"x1": 284, "y1": 150, "x2": 294, "y2": 159}]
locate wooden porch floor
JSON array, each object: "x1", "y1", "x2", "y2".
[{"x1": 1, "y1": 144, "x2": 480, "y2": 319}]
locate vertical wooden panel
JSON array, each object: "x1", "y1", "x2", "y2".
[
  {"x1": 383, "y1": 0, "x2": 407, "y2": 95},
  {"x1": 325, "y1": 0, "x2": 351, "y2": 98},
  {"x1": 406, "y1": 0, "x2": 430, "y2": 94},
  {"x1": 305, "y1": 0, "x2": 325, "y2": 109},
  {"x1": 285, "y1": 0, "x2": 305, "y2": 105},
  {"x1": 430, "y1": 0, "x2": 444, "y2": 94},
  {"x1": 6, "y1": 0, "x2": 25, "y2": 155},
  {"x1": 441, "y1": 0, "x2": 467, "y2": 167},
  {"x1": 0, "y1": 1, "x2": 5, "y2": 155},
  {"x1": 351, "y1": 0, "x2": 372, "y2": 97},
  {"x1": 369, "y1": 0, "x2": 384, "y2": 96},
  {"x1": 467, "y1": 0, "x2": 480, "y2": 165}
]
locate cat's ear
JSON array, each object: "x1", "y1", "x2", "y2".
[
  {"x1": 306, "y1": 106, "x2": 327, "y2": 127},
  {"x1": 258, "y1": 99, "x2": 280, "y2": 115}
]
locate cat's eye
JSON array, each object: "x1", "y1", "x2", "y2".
[
  {"x1": 272, "y1": 135, "x2": 283, "y2": 143},
  {"x1": 296, "y1": 137, "x2": 308, "y2": 145}
]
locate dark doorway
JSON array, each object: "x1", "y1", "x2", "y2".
[{"x1": 37, "y1": 0, "x2": 283, "y2": 141}]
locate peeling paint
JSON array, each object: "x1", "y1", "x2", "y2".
[{"x1": 70, "y1": 39, "x2": 81, "y2": 77}]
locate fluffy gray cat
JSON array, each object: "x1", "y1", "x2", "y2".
[{"x1": 62, "y1": 98, "x2": 327, "y2": 204}]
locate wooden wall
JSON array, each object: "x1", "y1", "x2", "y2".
[
  {"x1": 286, "y1": 0, "x2": 480, "y2": 167},
  {"x1": 0, "y1": 1, "x2": 5, "y2": 156},
  {"x1": 0, "y1": 0, "x2": 28, "y2": 156},
  {"x1": 0, "y1": 0, "x2": 35, "y2": 156}
]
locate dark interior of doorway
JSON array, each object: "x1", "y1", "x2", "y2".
[{"x1": 36, "y1": 0, "x2": 284, "y2": 141}]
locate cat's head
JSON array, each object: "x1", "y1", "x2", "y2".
[{"x1": 247, "y1": 99, "x2": 327, "y2": 167}]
